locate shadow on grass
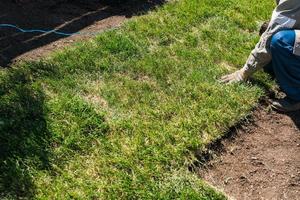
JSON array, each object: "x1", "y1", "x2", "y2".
[
  {"x1": 0, "y1": 64, "x2": 56, "y2": 199},
  {"x1": 0, "y1": 59, "x2": 111, "y2": 198}
]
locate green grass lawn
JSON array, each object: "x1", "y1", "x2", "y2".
[{"x1": 1, "y1": 0, "x2": 274, "y2": 199}]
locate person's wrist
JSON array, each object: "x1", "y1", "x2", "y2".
[{"x1": 239, "y1": 68, "x2": 250, "y2": 80}]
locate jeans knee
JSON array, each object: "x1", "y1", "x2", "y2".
[{"x1": 270, "y1": 30, "x2": 295, "y2": 50}]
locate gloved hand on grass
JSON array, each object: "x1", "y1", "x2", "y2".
[
  {"x1": 219, "y1": 68, "x2": 249, "y2": 84},
  {"x1": 220, "y1": 20, "x2": 270, "y2": 84}
]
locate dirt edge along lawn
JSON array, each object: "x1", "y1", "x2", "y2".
[{"x1": 0, "y1": 0, "x2": 275, "y2": 199}]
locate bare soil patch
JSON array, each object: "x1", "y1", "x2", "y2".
[
  {"x1": 0, "y1": 0, "x2": 164, "y2": 66},
  {"x1": 199, "y1": 106, "x2": 300, "y2": 200}
]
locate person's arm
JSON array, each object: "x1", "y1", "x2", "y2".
[
  {"x1": 220, "y1": 0, "x2": 298, "y2": 84},
  {"x1": 220, "y1": 23, "x2": 275, "y2": 83}
]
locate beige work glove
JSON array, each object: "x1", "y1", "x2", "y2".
[{"x1": 219, "y1": 68, "x2": 249, "y2": 84}]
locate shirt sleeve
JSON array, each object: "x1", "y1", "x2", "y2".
[
  {"x1": 242, "y1": 26, "x2": 274, "y2": 76},
  {"x1": 242, "y1": 5, "x2": 297, "y2": 76}
]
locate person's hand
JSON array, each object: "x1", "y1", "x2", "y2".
[{"x1": 219, "y1": 69, "x2": 248, "y2": 84}]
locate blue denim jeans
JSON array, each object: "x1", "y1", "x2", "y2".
[{"x1": 268, "y1": 30, "x2": 300, "y2": 101}]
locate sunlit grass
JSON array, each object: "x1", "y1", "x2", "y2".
[{"x1": 0, "y1": 0, "x2": 274, "y2": 199}]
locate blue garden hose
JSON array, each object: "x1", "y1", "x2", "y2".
[{"x1": 0, "y1": 23, "x2": 80, "y2": 36}]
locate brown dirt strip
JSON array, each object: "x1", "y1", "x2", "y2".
[
  {"x1": 12, "y1": 15, "x2": 126, "y2": 63},
  {"x1": 199, "y1": 106, "x2": 300, "y2": 200}
]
